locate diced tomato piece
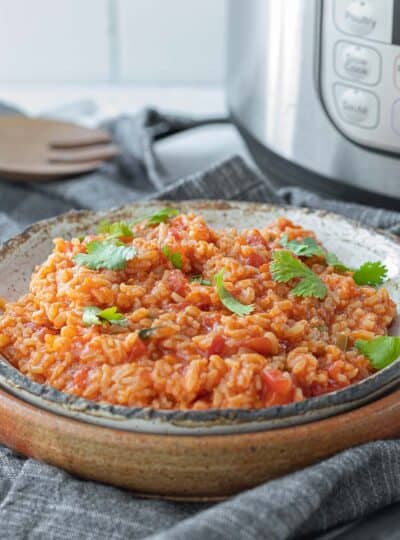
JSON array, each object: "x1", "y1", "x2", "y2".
[
  {"x1": 127, "y1": 339, "x2": 148, "y2": 361},
  {"x1": 262, "y1": 369, "x2": 292, "y2": 394},
  {"x1": 169, "y1": 227, "x2": 182, "y2": 241},
  {"x1": 245, "y1": 337, "x2": 275, "y2": 356},
  {"x1": 171, "y1": 216, "x2": 185, "y2": 229},
  {"x1": 208, "y1": 335, "x2": 226, "y2": 356},
  {"x1": 196, "y1": 303, "x2": 211, "y2": 311},
  {"x1": 262, "y1": 369, "x2": 294, "y2": 406},
  {"x1": 246, "y1": 252, "x2": 265, "y2": 267},
  {"x1": 203, "y1": 314, "x2": 218, "y2": 329},
  {"x1": 246, "y1": 230, "x2": 267, "y2": 247},
  {"x1": 73, "y1": 367, "x2": 89, "y2": 389},
  {"x1": 166, "y1": 270, "x2": 188, "y2": 296}
]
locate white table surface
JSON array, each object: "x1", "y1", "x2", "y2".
[{"x1": 0, "y1": 83, "x2": 253, "y2": 181}]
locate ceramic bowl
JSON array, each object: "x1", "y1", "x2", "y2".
[{"x1": 0, "y1": 200, "x2": 400, "y2": 499}]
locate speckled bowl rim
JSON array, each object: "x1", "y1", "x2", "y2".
[{"x1": 0, "y1": 200, "x2": 399, "y2": 435}]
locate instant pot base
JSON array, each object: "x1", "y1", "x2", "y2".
[
  {"x1": 236, "y1": 119, "x2": 400, "y2": 211},
  {"x1": 1, "y1": 387, "x2": 400, "y2": 501}
]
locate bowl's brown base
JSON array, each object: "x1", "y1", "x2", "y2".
[{"x1": 1, "y1": 387, "x2": 400, "y2": 500}]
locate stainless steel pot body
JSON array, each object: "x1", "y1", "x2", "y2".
[{"x1": 227, "y1": 0, "x2": 400, "y2": 203}]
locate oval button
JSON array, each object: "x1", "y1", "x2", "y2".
[
  {"x1": 334, "y1": 84, "x2": 379, "y2": 128},
  {"x1": 344, "y1": 1, "x2": 377, "y2": 36},
  {"x1": 334, "y1": 0, "x2": 393, "y2": 43},
  {"x1": 343, "y1": 46, "x2": 371, "y2": 79},
  {"x1": 335, "y1": 41, "x2": 381, "y2": 85}
]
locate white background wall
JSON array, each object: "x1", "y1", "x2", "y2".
[{"x1": 0, "y1": 0, "x2": 227, "y2": 84}]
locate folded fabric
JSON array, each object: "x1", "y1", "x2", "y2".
[{"x1": 0, "y1": 103, "x2": 399, "y2": 540}]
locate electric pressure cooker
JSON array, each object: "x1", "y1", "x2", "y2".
[{"x1": 227, "y1": 0, "x2": 400, "y2": 206}]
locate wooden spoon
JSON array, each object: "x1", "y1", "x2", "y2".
[{"x1": 0, "y1": 116, "x2": 119, "y2": 182}]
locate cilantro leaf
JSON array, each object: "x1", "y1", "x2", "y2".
[
  {"x1": 353, "y1": 261, "x2": 388, "y2": 287},
  {"x1": 130, "y1": 208, "x2": 179, "y2": 229},
  {"x1": 97, "y1": 307, "x2": 128, "y2": 325},
  {"x1": 355, "y1": 336, "x2": 400, "y2": 370},
  {"x1": 213, "y1": 269, "x2": 254, "y2": 316},
  {"x1": 279, "y1": 235, "x2": 388, "y2": 285},
  {"x1": 162, "y1": 245, "x2": 183, "y2": 269},
  {"x1": 280, "y1": 235, "x2": 349, "y2": 272},
  {"x1": 191, "y1": 275, "x2": 212, "y2": 286},
  {"x1": 73, "y1": 240, "x2": 136, "y2": 270},
  {"x1": 280, "y1": 235, "x2": 324, "y2": 258},
  {"x1": 270, "y1": 251, "x2": 327, "y2": 299},
  {"x1": 83, "y1": 306, "x2": 128, "y2": 327},
  {"x1": 97, "y1": 220, "x2": 133, "y2": 239},
  {"x1": 325, "y1": 252, "x2": 350, "y2": 272},
  {"x1": 147, "y1": 208, "x2": 179, "y2": 226},
  {"x1": 291, "y1": 276, "x2": 328, "y2": 299},
  {"x1": 138, "y1": 327, "x2": 162, "y2": 340}
]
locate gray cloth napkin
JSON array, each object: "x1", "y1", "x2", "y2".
[{"x1": 1, "y1": 103, "x2": 400, "y2": 540}]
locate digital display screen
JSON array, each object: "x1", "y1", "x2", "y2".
[{"x1": 393, "y1": 0, "x2": 400, "y2": 44}]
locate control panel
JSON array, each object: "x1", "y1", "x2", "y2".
[{"x1": 321, "y1": 0, "x2": 400, "y2": 153}]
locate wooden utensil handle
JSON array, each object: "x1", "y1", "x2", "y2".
[
  {"x1": 50, "y1": 133, "x2": 111, "y2": 149},
  {"x1": 48, "y1": 145, "x2": 119, "y2": 164}
]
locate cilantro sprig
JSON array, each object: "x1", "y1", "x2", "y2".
[
  {"x1": 280, "y1": 235, "x2": 346, "y2": 271},
  {"x1": 280, "y1": 235, "x2": 324, "y2": 258},
  {"x1": 355, "y1": 336, "x2": 400, "y2": 370},
  {"x1": 73, "y1": 240, "x2": 136, "y2": 270},
  {"x1": 353, "y1": 262, "x2": 388, "y2": 286},
  {"x1": 147, "y1": 208, "x2": 179, "y2": 226},
  {"x1": 213, "y1": 269, "x2": 254, "y2": 316},
  {"x1": 130, "y1": 208, "x2": 180, "y2": 228},
  {"x1": 162, "y1": 245, "x2": 183, "y2": 269},
  {"x1": 325, "y1": 252, "x2": 349, "y2": 273},
  {"x1": 83, "y1": 306, "x2": 128, "y2": 327},
  {"x1": 97, "y1": 220, "x2": 133, "y2": 239},
  {"x1": 280, "y1": 235, "x2": 388, "y2": 286},
  {"x1": 270, "y1": 251, "x2": 327, "y2": 299}
]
